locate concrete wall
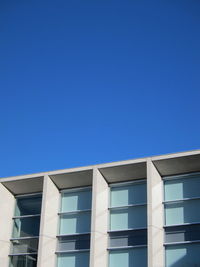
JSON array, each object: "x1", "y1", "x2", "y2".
[
  {"x1": 37, "y1": 175, "x2": 60, "y2": 267},
  {"x1": 0, "y1": 183, "x2": 15, "y2": 267},
  {"x1": 147, "y1": 159, "x2": 164, "y2": 267},
  {"x1": 90, "y1": 168, "x2": 109, "y2": 267}
]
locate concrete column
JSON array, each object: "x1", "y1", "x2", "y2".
[
  {"x1": 90, "y1": 168, "x2": 109, "y2": 267},
  {"x1": 147, "y1": 159, "x2": 164, "y2": 267},
  {"x1": 0, "y1": 183, "x2": 15, "y2": 267},
  {"x1": 37, "y1": 175, "x2": 60, "y2": 267}
]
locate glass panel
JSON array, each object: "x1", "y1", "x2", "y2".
[
  {"x1": 165, "y1": 224, "x2": 200, "y2": 243},
  {"x1": 164, "y1": 175, "x2": 200, "y2": 201},
  {"x1": 165, "y1": 199, "x2": 200, "y2": 225},
  {"x1": 15, "y1": 195, "x2": 42, "y2": 216},
  {"x1": 110, "y1": 206, "x2": 147, "y2": 230},
  {"x1": 109, "y1": 247, "x2": 147, "y2": 267},
  {"x1": 166, "y1": 243, "x2": 200, "y2": 267},
  {"x1": 111, "y1": 183, "x2": 147, "y2": 208},
  {"x1": 57, "y1": 251, "x2": 89, "y2": 267},
  {"x1": 61, "y1": 190, "x2": 92, "y2": 212},
  {"x1": 60, "y1": 212, "x2": 91, "y2": 235},
  {"x1": 12, "y1": 217, "x2": 40, "y2": 238},
  {"x1": 10, "y1": 254, "x2": 37, "y2": 267},
  {"x1": 109, "y1": 229, "x2": 147, "y2": 248},
  {"x1": 58, "y1": 234, "x2": 90, "y2": 251},
  {"x1": 11, "y1": 238, "x2": 38, "y2": 254}
]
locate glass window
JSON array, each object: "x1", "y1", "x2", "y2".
[
  {"x1": 12, "y1": 216, "x2": 41, "y2": 238},
  {"x1": 109, "y1": 247, "x2": 147, "y2": 267},
  {"x1": 109, "y1": 182, "x2": 147, "y2": 267},
  {"x1": 60, "y1": 211, "x2": 91, "y2": 235},
  {"x1": 165, "y1": 243, "x2": 200, "y2": 267},
  {"x1": 10, "y1": 194, "x2": 42, "y2": 267},
  {"x1": 109, "y1": 229, "x2": 147, "y2": 248},
  {"x1": 57, "y1": 252, "x2": 89, "y2": 267},
  {"x1": 165, "y1": 224, "x2": 200, "y2": 244},
  {"x1": 58, "y1": 234, "x2": 90, "y2": 251},
  {"x1": 15, "y1": 195, "x2": 42, "y2": 216},
  {"x1": 110, "y1": 206, "x2": 147, "y2": 231},
  {"x1": 164, "y1": 173, "x2": 200, "y2": 267},
  {"x1": 11, "y1": 238, "x2": 38, "y2": 254},
  {"x1": 10, "y1": 254, "x2": 37, "y2": 267},
  {"x1": 110, "y1": 183, "x2": 147, "y2": 207},
  {"x1": 58, "y1": 188, "x2": 91, "y2": 267},
  {"x1": 165, "y1": 199, "x2": 200, "y2": 226},
  {"x1": 165, "y1": 175, "x2": 200, "y2": 201},
  {"x1": 61, "y1": 190, "x2": 92, "y2": 212}
]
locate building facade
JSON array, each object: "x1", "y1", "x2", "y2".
[{"x1": 1, "y1": 150, "x2": 200, "y2": 267}]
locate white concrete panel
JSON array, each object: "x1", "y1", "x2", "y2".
[
  {"x1": 147, "y1": 160, "x2": 164, "y2": 267},
  {"x1": 90, "y1": 169, "x2": 109, "y2": 267},
  {"x1": 0, "y1": 183, "x2": 15, "y2": 267},
  {"x1": 37, "y1": 175, "x2": 60, "y2": 267}
]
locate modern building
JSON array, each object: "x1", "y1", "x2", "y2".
[{"x1": 1, "y1": 150, "x2": 200, "y2": 267}]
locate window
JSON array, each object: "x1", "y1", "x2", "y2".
[
  {"x1": 164, "y1": 173, "x2": 200, "y2": 267},
  {"x1": 57, "y1": 187, "x2": 92, "y2": 267},
  {"x1": 108, "y1": 181, "x2": 147, "y2": 267},
  {"x1": 9, "y1": 194, "x2": 42, "y2": 267}
]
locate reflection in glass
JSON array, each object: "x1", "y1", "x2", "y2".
[
  {"x1": 15, "y1": 195, "x2": 42, "y2": 216},
  {"x1": 10, "y1": 254, "x2": 37, "y2": 267},
  {"x1": 11, "y1": 238, "x2": 38, "y2": 254},
  {"x1": 12, "y1": 217, "x2": 40, "y2": 238}
]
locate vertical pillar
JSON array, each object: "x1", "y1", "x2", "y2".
[
  {"x1": 147, "y1": 159, "x2": 164, "y2": 267},
  {"x1": 90, "y1": 168, "x2": 109, "y2": 267},
  {"x1": 37, "y1": 175, "x2": 60, "y2": 267},
  {"x1": 0, "y1": 183, "x2": 15, "y2": 267}
]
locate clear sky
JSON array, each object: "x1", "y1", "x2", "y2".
[{"x1": 0, "y1": 0, "x2": 200, "y2": 177}]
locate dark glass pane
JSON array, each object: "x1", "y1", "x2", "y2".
[
  {"x1": 165, "y1": 224, "x2": 200, "y2": 243},
  {"x1": 10, "y1": 254, "x2": 37, "y2": 267},
  {"x1": 166, "y1": 243, "x2": 200, "y2": 267},
  {"x1": 109, "y1": 229, "x2": 147, "y2": 248},
  {"x1": 15, "y1": 195, "x2": 42, "y2": 216},
  {"x1": 13, "y1": 217, "x2": 40, "y2": 238},
  {"x1": 11, "y1": 238, "x2": 38, "y2": 254},
  {"x1": 58, "y1": 234, "x2": 90, "y2": 251}
]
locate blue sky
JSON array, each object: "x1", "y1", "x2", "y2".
[{"x1": 0, "y1": 0, "x2": 200, "y2": 177}]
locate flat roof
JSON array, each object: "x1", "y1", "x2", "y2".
[{"x1": 1, "y1": 149, "x2": 200, "y2": 182}]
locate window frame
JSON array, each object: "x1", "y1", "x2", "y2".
[{"x1": 9, "y1": 193, "x2": 42, "y2": 266}]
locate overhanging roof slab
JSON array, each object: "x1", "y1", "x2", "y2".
[
  {"x1": 49, "y1": 169, "x2": 93, "y2": 189},
  {"x1": 153, "y1": 153, "x2": 200, "y2": 177},
  {"x1": 2, "y1": 177, "x2": 44, "y2": 195},
  {"x1": 99, "y1": 161, "x2": 147, "y2": 183}
]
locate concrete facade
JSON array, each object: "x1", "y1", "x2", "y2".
[{"x1": 0, "y1": 149, "x2": 200, "y2": 267}]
